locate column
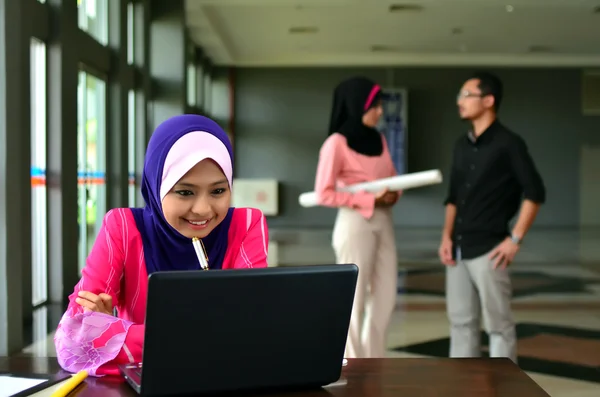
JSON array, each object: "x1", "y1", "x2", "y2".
[{"x1": 0, "y1": 0, "x2": 31, "y2": 356}]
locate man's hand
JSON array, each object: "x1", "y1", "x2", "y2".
[
  {"x1": 489, "y1": 237, "x2": 520, "y2": 269},
  {"x1": 438, "y1": 236, "x2": 455, "y2": 266},
  {"x1": 76, "y1": 291, "x2": 114, "y2": 315}
]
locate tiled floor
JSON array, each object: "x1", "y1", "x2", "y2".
[
  {"x1": 22, "y1": 228, "x2": 600, "y2": 396},
  {"x1": 388, "y1": 265, "x2": 600, "y2": 396}
]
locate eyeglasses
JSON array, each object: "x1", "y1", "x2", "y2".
[{"x1": 457, "y1": 90, "x2": 485, "y2": 100}]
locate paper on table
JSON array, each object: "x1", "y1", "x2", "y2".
[
  {"x1": 323, "y1": 377, "x2": 348, "y2": 388},
  {"x1": 29, "y1": 376, "x2": 73, "y2": 397},
  {"x1": 298, "y1": 169, "x2": 443, "y2": 208},
  {"x1": 0, "y1": 375, "x2": 46, "y2": 397}
]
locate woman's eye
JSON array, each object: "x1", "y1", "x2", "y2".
[
  {"x1": 175, "y1": 190, "x2": 193, "y2": 196},
  {"x1": 212, "y1": 188, "x2": 226, "y2": 195}
]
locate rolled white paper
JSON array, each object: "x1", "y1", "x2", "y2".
[{"x1": 298, "y1": 169, "x2": 443, "y2": 208}]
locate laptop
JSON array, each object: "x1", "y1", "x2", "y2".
[{"x1": 119, "y1": 264, "x2": 358, "y2": 396}]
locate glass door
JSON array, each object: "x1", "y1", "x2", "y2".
[{"x1": 77, "y1": 70, "x2": 106, "y2": 274}]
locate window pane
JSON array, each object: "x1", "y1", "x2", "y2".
[
  {"x1": 21, "y1": 307, "x2": 49, "y2": 356},
  {"x1": 203, "y1": 72, "x2": 212, "y2": 115},
  {"x1": 135, "y1": 91, "x2": 146, "y2": 207},
  {"x1": 196, "y1": 64, "x2": 204, "y2": 108},
  {"x1": 77, "y1": 70, "x2": 107, "y2": 274},
  {"x1": 187, "y1": 63, "x2": 196, "y2": 107},
  {"x1": 210, "y1": 74, "x2": 230, "y2": 124},
  {"x1": 77, "y1": 0, "x2": 108, "y2": 45},
  {"x1": 127, "y1": 2, "x2": 134, "y2": 65},
  {"x1": 128, "y1": 89, "x2": 136, "y2": 207},
  {"x1": 133, "y1": 2, "x2": 144, "y2": 67},
  {"x1": 30, "y1": 38, "x2": 48, "y2": 307}
]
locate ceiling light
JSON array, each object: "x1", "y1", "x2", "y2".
[
  {"x1": 388, "y1": 4, "x2": 424, "y2": 12},
  {"x1": 506, "y1": 5, "x2": 514, "y2": 12},
  {"x1": 288, "y1": 26, "x2": 319, "y2": 34}
]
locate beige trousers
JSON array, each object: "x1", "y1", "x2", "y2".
[{"x1": 332, "y1": 207, "x2": 398, "y2": 358}]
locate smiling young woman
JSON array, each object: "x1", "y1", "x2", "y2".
[{"x1": 54, "y1": 114, "x2": 269, "y2": 377}]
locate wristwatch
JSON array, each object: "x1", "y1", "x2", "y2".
[{"x1": 510, "y1": 234, "x2": 522, "y2": 245}]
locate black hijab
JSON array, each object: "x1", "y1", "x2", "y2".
[{"x1": 328, "y1": 77, "x2": 383, "y2": 156}]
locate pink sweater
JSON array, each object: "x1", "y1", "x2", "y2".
[
  {"x1": 314, "y1": 133, "x2": 398, "y2": 219},
  {"x1": 54, "y1": 207, "x2": 268, "y2": 376}
]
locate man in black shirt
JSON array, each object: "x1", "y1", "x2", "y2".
[{"x1": 438, "y1": 72, "x2": 545, "y2": 363}]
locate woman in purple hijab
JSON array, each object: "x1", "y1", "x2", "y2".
[{"x1": 54, "y1": 114, "x2": 269, "y2": 376}]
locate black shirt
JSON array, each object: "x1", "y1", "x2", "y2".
[{"x1": 444, "y1": 120, "x2": 546, "y2": 260}]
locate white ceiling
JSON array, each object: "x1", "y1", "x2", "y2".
[{"x1": 184, "y1": 0, "x2": 600, "y2": 67}]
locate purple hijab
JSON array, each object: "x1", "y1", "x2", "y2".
[{"x1": 130, "y1": 114, "x2": 234, "y2": 274}]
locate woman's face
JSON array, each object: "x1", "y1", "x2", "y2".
[
  {"x1": 362, "y1": 100, "x2": 383, "y2": 128},
  {"x1": 161, "y1": 159, "x2": 231, "y2": 239}
]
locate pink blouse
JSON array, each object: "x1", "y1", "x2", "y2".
[
  {"x1": 54, "y1": 207, "x2": 269, "y2": 376},
  {"x1": 314, "y1": 133, "x2": 398, "y2": 219}
]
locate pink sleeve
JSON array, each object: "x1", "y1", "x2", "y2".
[
  {"x1": 232, "y1": 208, "x2": 269, "y2": 269},
  {"x1": 54, "y1": 209, "x2": 143, "y2": 377},
  {"x1": 314, "y1": 134, "x2": 375, "y2": 211}
]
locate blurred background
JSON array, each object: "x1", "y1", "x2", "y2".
[{"x1": 0, "y1": 0, "x2": 599, "y2": 395}]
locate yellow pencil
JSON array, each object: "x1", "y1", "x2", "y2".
[{"x1": 50, "y1": 370, "x2": 88, "y2": 397}]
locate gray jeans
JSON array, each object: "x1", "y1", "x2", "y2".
[{"x1": 445, "y1": 249, "x2": 517, "y2": 363}]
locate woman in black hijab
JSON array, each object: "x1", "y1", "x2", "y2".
[{"x1": 314, "y1": 76, "x2": 401, "y2": 359}]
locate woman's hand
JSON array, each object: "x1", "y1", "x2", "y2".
[
  {"x1": 375, "y1": 188, "x2": 399, "y2": 207},
  {"x1": 76, "y1": 291, "x2": 114, "y2": 315}
]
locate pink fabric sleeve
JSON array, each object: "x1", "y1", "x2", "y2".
[
  {"x1": 54, "y1": 209, "x2": 143, "y2": 377},
  {"x1": 314, "y1": 134, "x2": 375, "y2": 212},
  {"x1": 231, "y1": 208, "x2": 269, "y2": 269}
]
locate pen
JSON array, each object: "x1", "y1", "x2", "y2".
[
  {"x1": 192, "y1": 237, "x2": 209, "y2": 270},
  {"x1": 50, "y1": 370, "x2": 88, "y2": 397}
]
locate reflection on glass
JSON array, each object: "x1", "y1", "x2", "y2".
[
  {"x1": 30, "y1": 38, "x2": 48, "y2": 307},
  {"x1": 77, "y1": 70, "x2": 107, "y2": 274},
  {"x1": 77, "y1": 0, "x2": 109, "y2": 45},
  {"x1": 128, "y1": 89, "x2": 136, "y2": 207}
]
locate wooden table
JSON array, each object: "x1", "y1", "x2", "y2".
[{"x1": 0, "y1": 357, "x2": 550, "y2": 396}]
